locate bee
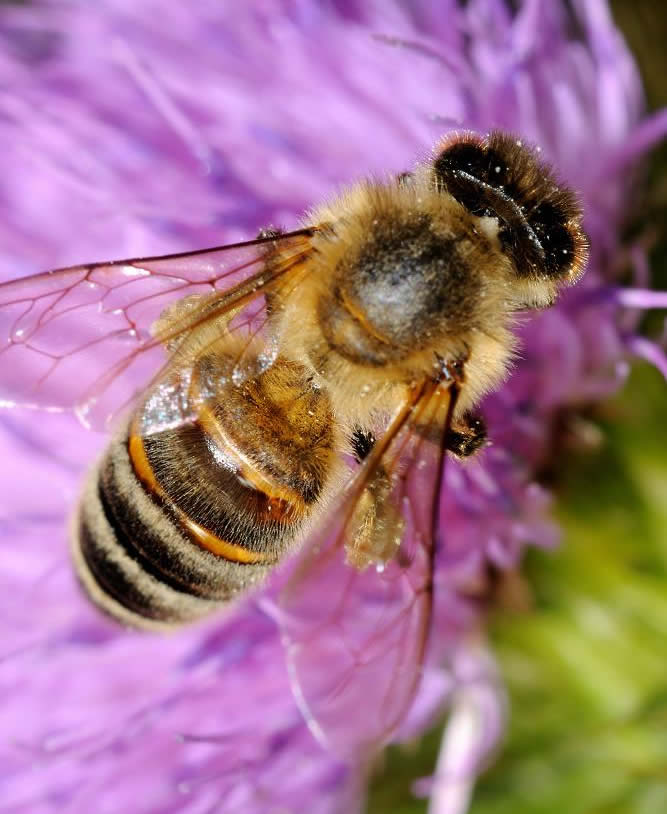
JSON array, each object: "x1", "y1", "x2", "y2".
[{"x1": 0, "y1": 131, "x2": 587, "y2": 756}]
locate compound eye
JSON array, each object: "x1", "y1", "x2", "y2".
[
  {"x1": 434, "y1": 141, "x2": 512, "y2": 189},
  {"x1": 434, "y1": 141, "x2": 488, "y2": 180},
  {"x1": 433, "y1": 142, "x2": 492, "y2": 216},
  {"x1": 529, "y1": 201, "x2": 576, "y2": 278},
  {"x1": 482, "y1": 149, "x2": 511, "y2": 189}
]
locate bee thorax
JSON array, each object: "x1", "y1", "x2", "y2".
[{"x1": 319, "y1": 216, "x2": 482, "y2": 367}]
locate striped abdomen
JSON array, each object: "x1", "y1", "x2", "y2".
[{"x1": 72, "y1": 356, "x2": 336, "y2": 629}]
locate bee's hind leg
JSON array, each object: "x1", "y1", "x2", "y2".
[{"x1": 445, "y1": 413, "x2": 487, "y2": 458}]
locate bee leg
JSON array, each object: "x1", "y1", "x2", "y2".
[
  {"x1": 344, "y1": 409, "x2": 485, "y2": 570},
  {"x1": 350, "y1": 426, "x2": 376, "y2": 463},
  {"x1": 345, "y1": 426, "x2": 406, "y2": 569},
  {"x1": 445, "y1": 412, "x2": 487, "y2": 458},
  {"x1": 346, "y1": 465, "x2": 404, "y2": 570}
]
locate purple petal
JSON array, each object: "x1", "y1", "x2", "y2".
[{"x1": 0, "y1": 2, "x2": 665, "y2": 813}]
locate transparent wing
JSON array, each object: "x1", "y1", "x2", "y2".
[
  {"x1": 0, "y1": 228, "x2": 315, "y2": 428},
  {"x1": 278, "y1": 377, "x2": 458, "y2": 760}
]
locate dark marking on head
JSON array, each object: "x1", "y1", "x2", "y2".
[
  {"x1": 528, "y1": 200, "x2": 576, "y2": 276},
  {"x1": 433, "y1": 139, "x2": 494, "y2": 216},
  {"x1": 432, "y1": 130, "x2": 587, "y2": 284}
]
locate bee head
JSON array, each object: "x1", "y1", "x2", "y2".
[{"x1": 432, "y1": 130, "x2": 588, "y2": 308}]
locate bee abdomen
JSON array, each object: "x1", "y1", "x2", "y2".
[
  {"x1": 72, "y1": 357, "x2": 337, "y2": 629},
  {"x1": 72, "y1": 430, "x2": 277, "y2": 628}
]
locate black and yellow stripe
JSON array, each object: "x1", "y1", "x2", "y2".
[{"x1": 72, "y1": 356, "x2": 335, "y2": 629}]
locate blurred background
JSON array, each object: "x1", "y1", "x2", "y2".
[
  {"x1": 0, "y1": 2, "x2": 663, "y2": 813},
  {"x1": 370, "y1": 2, "x2": 667, "y2": 812}
]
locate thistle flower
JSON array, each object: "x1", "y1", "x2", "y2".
[{"x1": 0, "y1": 2, "x2": 665, "y2": 814}]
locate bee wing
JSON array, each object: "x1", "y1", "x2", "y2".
[
  {"x1": 277, "y1": 378, "x2": 457, "y2": 760},
  {"x1": 0, "y1": 228, "x2": 315, "y2": 428}
]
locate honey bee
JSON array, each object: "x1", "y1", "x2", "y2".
[{"x1": 0, "y1": 131, "x2": 587, "y2": 756}]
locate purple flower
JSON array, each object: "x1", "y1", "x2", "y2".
[{"x1": 0, "y1": 2, "x2": 665, "y2": 813}]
